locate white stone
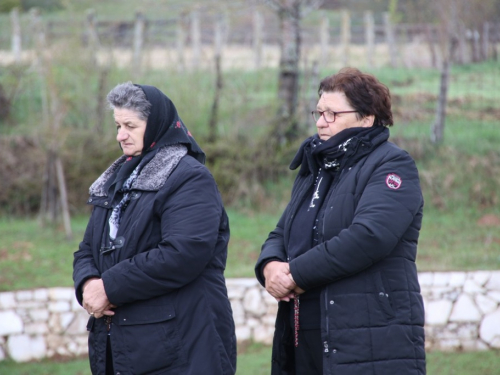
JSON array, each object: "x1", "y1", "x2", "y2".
[
  {"x1": 430, "y1": 287, "x2": 454, "y2": 299},
  {"x1": 261, "y1": 290, "x2": 277, "y2": 305},
  {"x1": 49, "y1": 287, "x2": 74, "y2": 301},
  {"x1": 29, "y1": 309, "x2": 50, "y2": 322},
  {"x1": 48, "y1": 301, "x2": 70, "y2": 313},
  {"x1": 262, "y1": 314, "x2": 277, "y2": 326},
  {"x1": 438, "y1": 338, "x2": 461, "y2": 351},
  {"x1": 230, "y1": 300, "x2": 245, "y2": 325},
  {"x1": 246, "y1": 318, "x2": 261, "y2": 328},
  {"x1": 33, "y1": 288, "x2": 49, "y2": 301},
  {"x1": 477, "y1": 340, "x2": 490, "y2": 351},
  {"x1": 449, "y1": 294, "x2": 482, "y2": 322},
  {"x1": 243, "y1": 287, "x2": 267, "y2": 317},
  {"x1": 0, "y1": 292, "x2": 16, "y2": 309},
  {"x1": 448, "y1": 272, "x2": 466, "y2": 287},
  {"x1": 227, "y1": 285, "x2": 246, "y2": 300},
  {"x1": 479, "y1": 309, "x2": 500, "y2": 346},
  {"x1": 266, "y1": 302, "x2": 279, "y2": 317},
  {"x1": 460, "y1": 340, "x2": 481, "y2": 351},
  {"x1": 418, "y1": 272, "x2": 433, "y2": 287},
  {"x1": 463, "y1": 279, "x2": 484, "y2": 294},
  {"x1": 253, "y1": 325, "x2": 274, "y2": 345},
  {"x1": 456, "y1": 324, "x2": 477, "y2": 339},
  {"x1": 486, "y1": 273, "x2": 500, "y2": 290},
  {"x1": 15, "y1": 290, "x2": 33, "y2": 301},
  {"x1": 7, "y1": 334, "x2": 46, "y2": 362},
  {"x1": 475, "y1": 294, "x2": 498, "y2": 315},
  {"x1": 487, "y1": 291, "x2": 500, "y2": 303},
  {"x1": 235, "y1": 326, "x2": 251, "y2": 342},
  {"x1": 71, "y1": 296, "x2": 81, "y2": 311},
  {"x1": 433, "y1": 273, "x2": 450, "y2": 286},
  {"x1": 67, "y1": 341, "x2": 78, "y2": 354},
  {"x1": 0, "y1": 311, "x2": 24, "y2": 335},
  {"x1": 16, "y1": 300, "x2": 43, "y2": 309},
  {"x1": 65, "y1": 311, "x2": 90, "y2": 335},
  {"x1": 25, "y1": 323, "x2": 48, "y2": 335},
  {"x1": 226, "y1": 278, "x2": 259, "y2": 288},
  {"x1": 472, "y1": 271, "x2": 491, "y2": 286},
  {"x1": 60, "y1": 312, "x2": 75, "y2": 331},
  {"x1": 425, "y1": 300, "x2": 453, "y2": 325}
]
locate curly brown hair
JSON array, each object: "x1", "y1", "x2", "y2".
[{"x1": 318, "y1": 67, "x2": 393, "y2": 127}]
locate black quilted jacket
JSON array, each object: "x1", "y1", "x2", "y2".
[{"x1": 256, "y1": 127, "x2": 426, "y2": 375}]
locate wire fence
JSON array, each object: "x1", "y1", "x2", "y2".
[{"x1": 1, "y1": 5, "x2": 500, "y2": 71}]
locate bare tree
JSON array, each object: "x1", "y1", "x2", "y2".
[
  {"x1": 262, "y1": 0, "x2": 323, "y2": 145},
  {"x1": 30, "y1": 8, "x2": 72, "y2": 239}
]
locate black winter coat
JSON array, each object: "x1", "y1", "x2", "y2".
[
  {"x1": 256, "y1": 128, "x2": 426, "y2": 374},
  {"x1": 74, "y1": 148, "x2": 236, "y2": 375}
]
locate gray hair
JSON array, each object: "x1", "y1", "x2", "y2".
[{"x1": 106, "y1": 82, "x2": 151, "y2": 121}]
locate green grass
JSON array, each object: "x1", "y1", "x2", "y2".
[
  {"x1": 1, "y1": 347, "x2": 499, "y2": 374},
  {"x1": 1, "y1": 201, "x2": 499, "y2": 292}
]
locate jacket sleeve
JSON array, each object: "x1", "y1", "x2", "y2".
[
  {"x1": 73, "y1": 210, "x2": 102, "y2": 305},
  {"x1": 290, "y1": 150, "x2": 423, "y2": 290},
  {"x1": 254, "y1": 207, "x2": 289, "y2": 287},
  {"x1": 101, "y1": 162, "x2": 225, "y2": 306}
]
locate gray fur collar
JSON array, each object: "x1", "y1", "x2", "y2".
[{"x1": 89, "y1": 144, "x2": 188, "y2": 197}]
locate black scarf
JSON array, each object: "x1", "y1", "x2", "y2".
[
  {"x1": 290, "y1": 126, "x2": 386, "y2": 177},
  {"x1": 106, "y1": 84, "x2": 205, "y2": 198}
]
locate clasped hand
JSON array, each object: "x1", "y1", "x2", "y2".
[
  {"x1": 263, "y1": 261, "x2": 305, "y2": 302},
  {"x1": 82, "y1": 278, "x2": 116, "y2": 319}
]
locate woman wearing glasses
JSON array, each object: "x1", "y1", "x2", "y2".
[{"x1": 255, "y1": 67, "x2": 426, "y2": 374}]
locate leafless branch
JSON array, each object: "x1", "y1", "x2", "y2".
[
  {"x1": 302, "y1": 0, "x2": 324, "y2": 17},
  {"x1": 261, "y1": 0, "x2": 283, "y2": 12}
]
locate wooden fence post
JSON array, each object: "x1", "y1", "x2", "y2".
[
  {"x1": 10, "y1": 7, "x2": 21, "y2": 63},
  {"x1": 364, "y1": 11, "x2": 374, "y2": 69},
  {"x1": 340, "y1": 9, "x2": 350, "y2": 67},
  {"x1": 456, "y1": 24, "x2": 468, "y2": 64},
  {"x1": 190, "y1": 10, "x2": 201, "y2": 69},
  {"x1": 319, "y1": 16, "x2": 329, "y2": 67},
  {"x1": 253, "y1": 10, "x2": 263, "y2": 69},
  {"x1": 214, "y1": 15, "x2": 224, "y2": 61},
  {"x1": 383, "y1": 12, "x2": 397, "y2": 68},
  {"x1": 133, "y1": 11, "x2": 145, "y2": 75},
  {"x1": 176, "y1": 15, "x2": 186, "y2": 71},
  {"x1": 482, "y1": 22, "x2": 490, "y2": 61},
  {"x1": 85, "y1": 9, "x2": 101, "y2": 65}
]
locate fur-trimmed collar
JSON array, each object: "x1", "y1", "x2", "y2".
[{"x1": 89, "y1": 144, "x2": 188, "y2": 197}]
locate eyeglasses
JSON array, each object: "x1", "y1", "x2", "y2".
[{"x1": 311, "y1": 110, "x2": 358, "y2": 123}]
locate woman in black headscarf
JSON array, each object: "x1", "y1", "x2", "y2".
[{"x1": 73, "y1": 82, "x2": 236, "y2": 375}]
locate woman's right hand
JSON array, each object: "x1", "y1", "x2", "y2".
[{"x1": 263, "y1": 261, "x2": 296, "y2": 301}]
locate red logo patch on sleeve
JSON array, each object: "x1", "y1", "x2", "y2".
[{"x1": 386, "y1": 173, "x2": 402, "y2": 190}]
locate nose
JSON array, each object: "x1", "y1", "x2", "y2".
[
  {"x1": 116, "y1": 127, "x2": 128, "y2": 142},
  {"x1": 316, "y1": 114, "x2": 328, "y2": 128}
]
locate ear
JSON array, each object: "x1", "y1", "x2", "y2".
[{"x1": 361, "y1": 114, "x2": 375, "y2": 128}]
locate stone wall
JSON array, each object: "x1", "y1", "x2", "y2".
[{"x1": 1, "y1": 271, "x2": 499, "y2": 362}]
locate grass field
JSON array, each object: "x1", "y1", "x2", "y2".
[
  {"x1": 0, "y1": 345, "x2": 499, "y2": 374},
  {"x1": 1, "y1": 203, "x2": 499, "y2": 292}
]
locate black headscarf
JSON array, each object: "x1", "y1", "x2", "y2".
[
  {"x1": 107, "y1": 84, "x2": 205, "y2": 197},
  {"x1": 138, "y1": 84, "x2": 205, "y2": 163}
]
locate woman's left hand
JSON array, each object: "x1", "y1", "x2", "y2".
[
  {"x1": 288, "y1": 273, "x2": 305, "y2": 295},
  {"x1": 83, "y1": 278, "x2": 115, "y2": 318}
]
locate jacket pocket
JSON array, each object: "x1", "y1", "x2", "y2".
[
  {"x1": 373, "y1": 272, "x2": 396, "y2": 319},
  {"x1": 114, "y1": 300, "x2": 186, "y2": 374}
]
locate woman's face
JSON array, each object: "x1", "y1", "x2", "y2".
[
  {"x1": 114, "y1": 108, "x2": 147, "y2": 156},
  {"x1": 315, "y1": 91, "x2": 374, "y2": 141}
]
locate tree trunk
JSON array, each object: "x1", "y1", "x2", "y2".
[
  {"x1": 208, "y1": 54, "x2": 222, "y2": 143},
  {"x1": 431, "y1": 38, "x2": 458, "y2": 144},
  {"x1": 276, "y1": 0, "x2": 301, "y2": 144}
]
